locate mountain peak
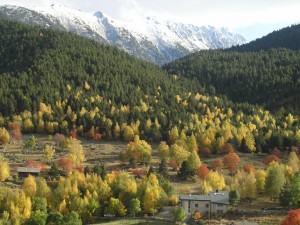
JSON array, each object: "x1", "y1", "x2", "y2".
[
  {"x1": 0, "y1": 3, "x2": 246, "y2": 64},
  {"x1": 94, "y1": 11, "x2": 104, "y2": 19}
]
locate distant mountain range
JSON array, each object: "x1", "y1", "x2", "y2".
[{"x1": 0, "y1": 3, "x2": 246, "y2": 64}]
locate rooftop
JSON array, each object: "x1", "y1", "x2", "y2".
[
  {"x1": 179, "y1": 191, "x2": 229, "y2": 205},
  {"x1": 17, "y1": 167, "x2": 40, "y2": 173}
]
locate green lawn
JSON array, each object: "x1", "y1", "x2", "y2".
[{"x1": 94, "y1": 218, "x2": 174, "y2": 225}]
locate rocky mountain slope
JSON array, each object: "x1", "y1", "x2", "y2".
[{"x1": 0, "y1": 3, "x2": 246, "y2": 64}]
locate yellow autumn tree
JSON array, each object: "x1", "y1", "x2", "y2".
[
  {"x1": 168, "y1": 126, "x2": 179, "y2": 144},
  {"x1": 125, "y1": 135, "x2": 152, "y2": 164},
  {"x1": 66, "y1": 138, "x2": 85, "y2": 166},
  {"x1": 255, "y1": 169, "x2": 267, "y2": 193},
  {"x1": 158, "y1": 141, "x2": 170, "y2": 160},
  {"x1": 143, "y1": 174, "x2": 161, "y2": 214},
  {"x1": 36, "y1": 177, "x2": 51, "y2": 199},
  {"x1": 237, "y1": 171, "x2": 257, "y2": 200},
  {"x1": 187, "y1": 150, "x2": 201, "y2": 172},
  {"x1": 23, "y1": 175, "x2": 37, "y2": 198},
  {"x1": 0, "y1": 127, "x2": 10, "y2": 144},
  {"x1": 170, "y1": 144, "x2": 189, "y2": 166},
  {"x1": 43, "y1": 144, "x2": 55, "y2": 163},
  {"x1": 0, "y1": 160, "x2": 10, "y2": 181},
  {"x1": 23, "y1": 196, "x2": 32, "y2": 218},
  {"x1": 122, "y1": 125, "x2": 135, "y2": 141},
  {"x1": 112, "y1": 123, "x2": 121, "y2": 140},
  {"x1": 205, "y1": 171, "x2": 225, "y2": 193},
  {"x1": 287, "y1": 151, "x2": 299, "y2": 173}
]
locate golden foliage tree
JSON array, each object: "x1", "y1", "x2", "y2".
[
  {"x1": 0, "y1": 161, "x2": 10, "y2": 181},
  {"x1": 187, "y1": 150, "x2": 201, "y2": 172},
  {"x1": 43, "y1": 144, "x2": 55, "y2": 163},
  {"x1": 255, "y1": 169, "x2": 267, "y2": 193},
  {"x1": 0, "y1": 127, "x2": 10, "y2": 144},
  {"x1": 158, "y1": 141, "x2": 170, "y2": 160},
  {"x1": 66, "y1": 138, "x2": 85, "y2": 166},
  {"x1": 23, "y1": 175, "x2": 37, "y2": 198},
  {"x1": 125, "y1": 136, "x2": 152, "y2": 164}
]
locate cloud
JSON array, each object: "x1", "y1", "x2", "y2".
[{"x1": 1, "y1": 0, "x2": 299, "y2": 35}]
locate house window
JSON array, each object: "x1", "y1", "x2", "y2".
[
  {"x1": 217, "y1": 210, "x2": 223, "y2": 214},
  {"x1": 188, "y1": 201, "x2": 190, "y2": 213},
  {"x1": 218, "y1": 204, "x2": 223, "y2": 207},
  {"x1": 195, "y1": 204, "x2": 198, "y2": 208},
  {"x1": 206, "y1": 204, "x2": 209, "y2": 208}
]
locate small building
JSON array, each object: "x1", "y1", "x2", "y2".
[
  {"x1": 179, "y1": 191, "x2": 229, "y2": 216},
  {"x1": 17, "y1": 167, "x2": 40, "y2": 180}
]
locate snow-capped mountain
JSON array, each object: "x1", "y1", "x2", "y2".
[{"x1": 0, "y1": 3, "x2": 246, "y2": 64}]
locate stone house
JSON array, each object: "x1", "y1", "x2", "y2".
[{"x1": 179, "y1": 191, "x2": 229, "y2": 216}]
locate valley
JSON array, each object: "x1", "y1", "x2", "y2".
[{"x1": 0, "y1": 8, "x2": 299, "y2": 225}]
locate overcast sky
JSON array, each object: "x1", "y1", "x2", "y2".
[{"x1": 2, "y1": 0, "x2": 300, "y2": 41}]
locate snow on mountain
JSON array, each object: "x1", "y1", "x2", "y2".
[{"x1": 0, "y1": 3, "x2": 246, "y2": 64}]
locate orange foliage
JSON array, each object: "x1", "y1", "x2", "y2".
[
  {"x1": 69, "y1": 130, "x2": 78, "y2": 139},
  {"x1": 130, "y1": 168, "x2": 147, "y2": 176},
  {"x1": 210, "y1": 159, "x2": 224, "y2": 171},
  {"x1": 223, "y1": 153, "x2": 240, "y2": 173},
  {"x1": 199, "y1": 147, "x2": 211, "y2": 158},
  {"x1": 281, "y1": 209, "x2": 300, "y2": 225},
  {"x1": 8, "y1": 122, "x2": 22, "y2": 140},
  {"x1": 243, "y1": 163, "x2": 256, "y2": 173},
  {"x1": 87, "y1": 128, "x2": 102, "y2": 141},
  {"x1": 93, "y1": 133, "x2": 102, "y2": 141},
  {"x1": 271, "y1": 147, "x2": 281, "y2": 157},
  {"x1": 220, "y1": 143, "x2": 235, "y2": 154},
  {"x1": 76, "y1": 165, "x2": 84, "y2": 173},
  {"x1": 263, "y1": 154, "x2": 280, "y2": 166},
  {"x1": 194, "y1": 211, "x2": 201, "y2": 221},
  {"x1": 26, "y1": 160, "x2": 45, "y2": 170},
  {"x1": 197, "y1": 165, "x2": 210, "y2": 180},
  {"x1": 58, "y1": 157, "x2": 74, "y2": 174},
  {"x1": 169, "y1": 158, "x2": 179, "y2": 171}
]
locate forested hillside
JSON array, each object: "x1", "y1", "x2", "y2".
[
  {"x1": 0, "y1": 20, "x2": 300, "y2": 154},
  {"x1": 163, "y1": 49, "x2": 300, "y2": 114},
  {"x1": 230, "y1": 24, "x2": 300, "y2": 52}
]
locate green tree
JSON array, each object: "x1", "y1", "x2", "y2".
[
  {"x1": 177, "y1": 161, "x2": 192, "y2": 180},
  {"x1": 129, "y1": 198, "x2": 141, "y2": 218},
  {"x1": 265, "y1": 163, "x2": 285, "y2": 200},
  {"x1": 23, "y1": 210, "x2": 47, "y2": 225},
  {"x1": 32, "y1": 197, "x2": 47, "y2": 213},
  {"x1": 280, "y1": 173, "x2": 300, "y2": 208},
  {"x1": 24, "y1": 135, "x2": 36, "y2": 149},
  {"x1": 173, "y1": 207, "x2": 186, "y2": 223},
  {"x1": 106, "y1": 197, "x2": 127, "y2": 217},
  {"x1": 158, "y1": 159, "x2": 168, "y2": 177},
  {"x1": 93, "y1": 163, "x2": 107, "y2": 180},
  {"x1": 46, "y1": 212, "x2": 63, "y2": 225},
  {"x1": 63, "y1": 211, "x2": 82, "y2": 225},
  {"x1": 229, "y1": 190, "x2": 240, "y2": 207}
]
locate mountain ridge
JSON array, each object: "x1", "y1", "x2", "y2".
[
  {"x1": 230, "y1": 23, "x2": 300, "y2": 52},
  {"x1": 0, "y1": 3, "x2": 246, "y2": 64}
]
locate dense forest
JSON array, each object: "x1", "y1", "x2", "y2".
[
  {"x1": 163, "y1": 49, "x2": 300, "y2": 114},
  {"x1": 164, "y1": 24, "x2": 300, "y2": 114},
  {"x1": 0, "y1": 20, "x2": 300, "y2": 154}
]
